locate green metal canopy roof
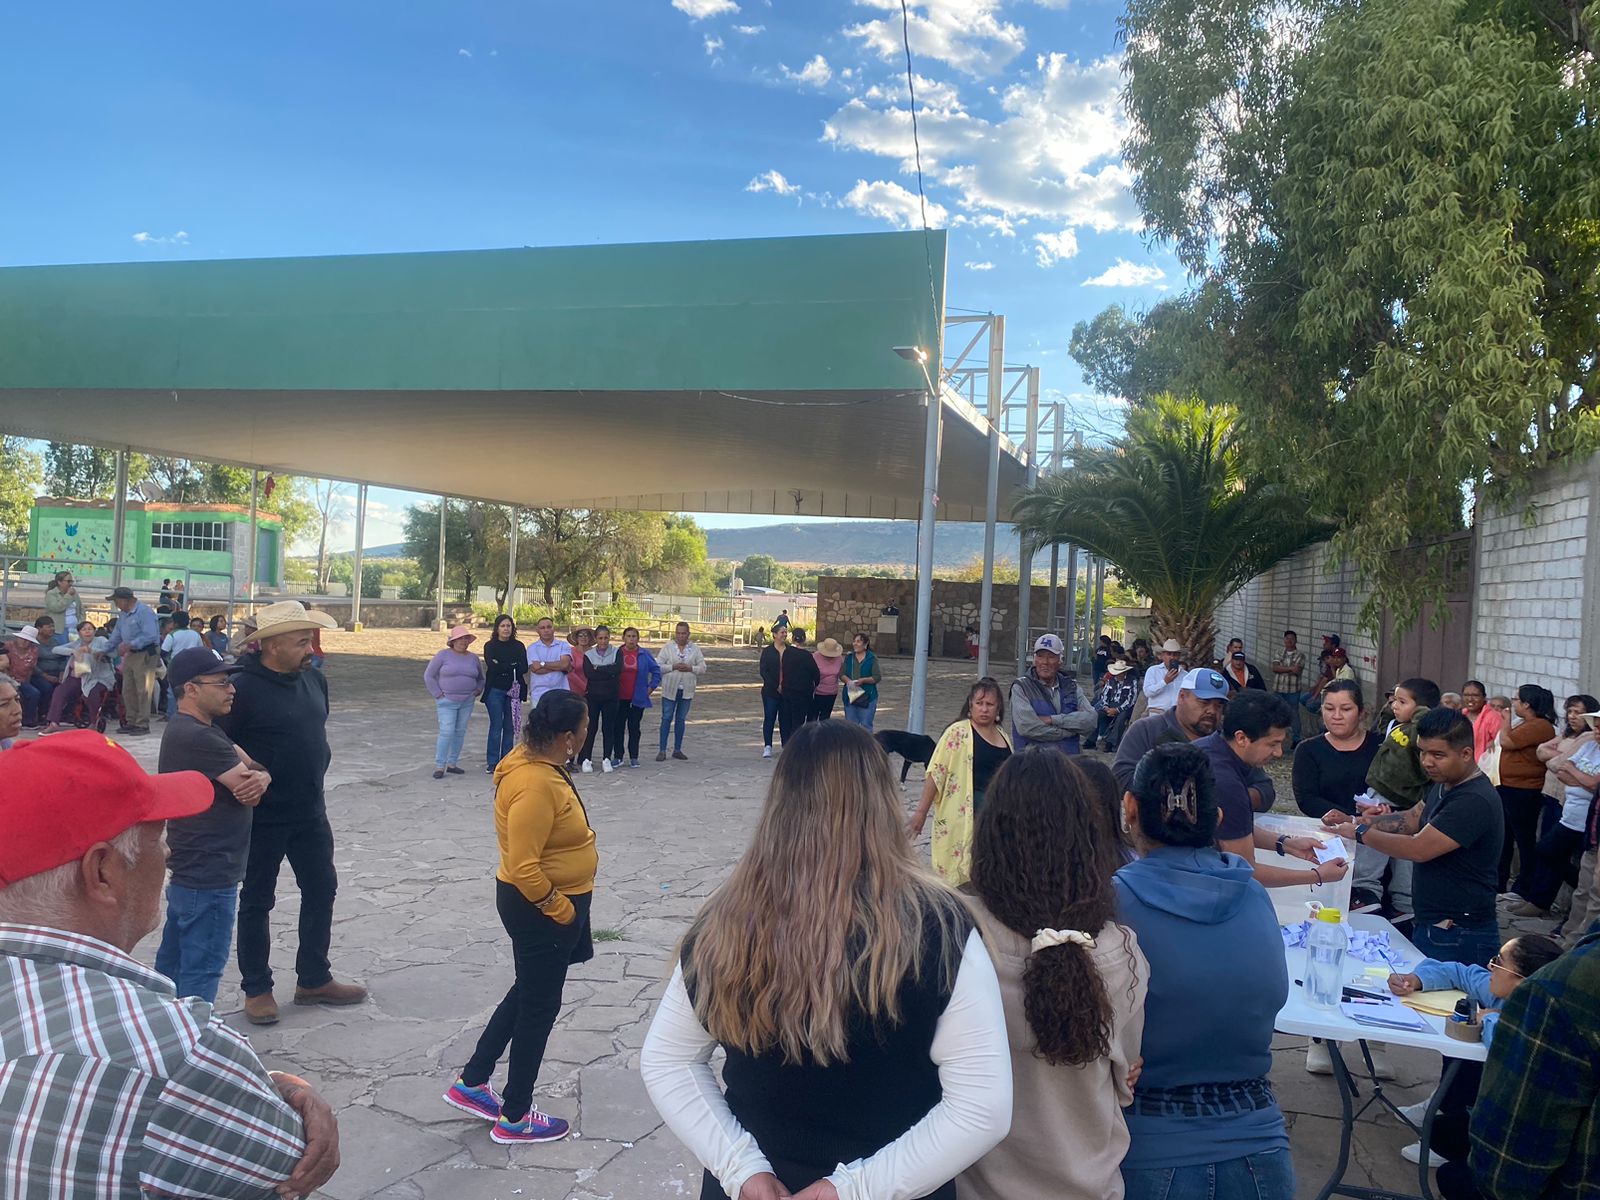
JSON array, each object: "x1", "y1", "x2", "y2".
[{"x1": 0, "y1": 231, "x2": 1029, "y2": 520}]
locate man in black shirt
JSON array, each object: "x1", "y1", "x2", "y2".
[
  {"x1": 155, "y1": 647, "x2": 266, "y2": 1004},
  {"x1": 1325, "y1": 707, "x2": 1504, "y2": 966},
  {"x1": 219, "y1": 602, "x2": 367, "y2": 1025}
]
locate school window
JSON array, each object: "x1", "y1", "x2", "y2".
[{"x1": 150, "y1": 521, "x2": 230, "y2": 552}]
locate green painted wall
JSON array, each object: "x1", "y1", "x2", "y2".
[
  {"x1": 0, "y1": 232, "x2": 947, "y2": 394},
  {"x1": 27, "y1": 504, "x2": 282, "y2": 587}
]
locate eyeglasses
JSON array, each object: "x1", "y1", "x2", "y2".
[
  {"x1": 188, "y1": 678, "x2": 236, "y2": 689},
  {"x1": 1488, "y1": 953, "x2": 1524, "y2": 978}
]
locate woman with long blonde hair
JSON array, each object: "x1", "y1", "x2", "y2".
[{"x1": 641, "y1": 720, "x2": 1011, "y2": 1200}]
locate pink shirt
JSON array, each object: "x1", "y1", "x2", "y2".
[{"x1": 814, "y1": 652, "x2": 845, "y2": 697}]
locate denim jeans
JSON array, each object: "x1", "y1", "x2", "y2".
[
  {"x1": 485, "y1": 688, "x2": 516, "y2": 769},
  {"x1": 843, "y1": 695, "x2": 877, "y2": 730},
  {"x1": 18, "y1": 677, "x2": 55, "y2": 726},
  {"x1": 462, "y1": 883, "x2": 592, "y2": 1122},
  {"x1": 237, "y1": 815, "x2": 338, "y2": 996},
  {"x1": 1411, "y1": 917, "x2": 1500, "y2": 968},
  {"x1": 658, "y1": 695, "x2": 692, "y2": 753},
  {"x1": 155, "y1": 882, "x2": 240, "y2": 1004},
  {"x1": 435, "y1": 697, "x2": 474, "y2": 768},
  {"x1": 1122, "y1": 1148, "x2": 1295, "y2": 1200},
  {"x1": 762, "y1": 693, "x2": 780, "y2": 747}
]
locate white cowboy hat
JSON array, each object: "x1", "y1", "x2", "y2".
[
  {"x1": 13, "y1": 625, "x2": 41, "y2": 645},
  {"x1": 249, "y1": 601, "x2": 338, "y2": 642},
  {"x1": 1108, "y1": 660, "x2": 1134, "y2": 675},
  {"x1": 1159, "y1": 638, "x2": 1185, "y2": 654}
]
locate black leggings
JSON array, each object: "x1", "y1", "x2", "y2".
[
  {"x1": 1498, "y1": 785, "x2": 1546, "y2": 894},
  {"x1": 462, "y1": 883, "x2": 592, "y2": 1121},
  {"x1": 778, "y1": 695, "x2": 809, "y2": 745},
  {"x1": 618, "y1": 701, "x2": 643, "y2": 760},
  {"x1": 581, "y1": 696, "x2": 620, "y2": 764}
]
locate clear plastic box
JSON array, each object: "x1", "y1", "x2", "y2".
[{"x1": 1254, "y1": 812, "x2": 1354, "y2": 927}]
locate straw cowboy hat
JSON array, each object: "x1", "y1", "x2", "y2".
[
  {"x1": 1159, "y1": 638, "x2": 1186, "y2": 654},
  {"x1": 249, "y1": 601, "x2": 338, "y2": 642},
  {"x1": 815, "y1": 637, "x2": 845, "y2": 658}
]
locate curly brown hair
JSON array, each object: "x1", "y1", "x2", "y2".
[{"x1": 970, "y1": 748, "x2": 1133, "y2": 1066}]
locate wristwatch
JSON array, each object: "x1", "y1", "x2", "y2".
[{"x1": 1354, "y1": 824, "x2": 1369, "y2": 845}]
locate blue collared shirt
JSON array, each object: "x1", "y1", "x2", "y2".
[{"x1": 105, "y1": 600, "x2": 159, "y2": 652}]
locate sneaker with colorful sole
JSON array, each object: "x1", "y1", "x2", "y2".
[
  {"x1": 490, "y1": 1107, "x2": 570, "y2": 1144},
  {"x1": 442, "y1": 1077, "x2": 502, "y2": 1121}
]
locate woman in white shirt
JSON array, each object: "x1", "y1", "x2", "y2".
[{"x1": 641, "y1": 720, "x2": 1011, "y2": 1200}]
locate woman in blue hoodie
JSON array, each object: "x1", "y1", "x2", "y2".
[{"x1": 1113, "y1": 742, "x2": 1293, "y2": 1200}]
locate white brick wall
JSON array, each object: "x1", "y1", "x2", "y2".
[
  {"x1": 1214, "y1": 456, "x2": 1600, "y2": 703},
  {"x1": 1470, "y1": 472, "x2": 1593, "y2": 700}
]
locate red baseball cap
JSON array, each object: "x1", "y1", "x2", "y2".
[{"x1": 0, "y1": 731, "x2": 212, "y2": 886}]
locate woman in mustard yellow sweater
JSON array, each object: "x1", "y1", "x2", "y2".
[{"x1": 445, "y1": 689, "x2": 598, "y2": 1145}]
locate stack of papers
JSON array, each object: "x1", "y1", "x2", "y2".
[
  {"x1": 1399, "y1": 989, "x2": 1469, "y2": 1017},
  {"x1": 1340, "y1": 993, "x2": 1431, "y2": 1032},
  {"x1": 1314, "y1": 836, "x2": 1350, "y2": 865}
]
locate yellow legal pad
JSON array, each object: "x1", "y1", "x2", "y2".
[{"x1": 1399, "y1": 989, "x2": 1470, "y2": 1017}]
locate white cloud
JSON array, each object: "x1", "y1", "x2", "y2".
[
  {"x1": 732, "y1": 23, "x2": 764, "y2": 34},
  {"x1": 672, "y1": 0, "x2": 739, "y2": 18},
  {"x1": 746, "y1": 169, "x2": 799, "y2": 196},
  {"x1": 457, "y1": 47, "x2": 472, "y2": 58},
  {"x1": 842, "y1": 179, "x2": 949, "y2": 229},
  {"x1": 846, "y1": 0, "x2": 1026, "y2": 78},
  {"x1": 1081, "y1": 258, "x2": 1167, "y2": 288},
  {"x1": 964, "y1": 260, "x2": 995, "y2": 271},
  {"x1": 1033, "y1": 228, "x2": 1079, "y2": 266},
  {"x1": 132, "y1": 230, "x2": 189, "y2": 246},
  {"x1": 823, "y1": 51, "x2": 1142, "y2": 255},
  {"x1": 704, "y1": 35, "x2": 724, "y2": 56},
  {"x1": 864, "y1": 73, "x2": 964, "y2": 111},
  {"x1": 782, "y1": 54, "x2": 832, "y2": 87}
]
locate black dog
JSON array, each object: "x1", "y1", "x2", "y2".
[{"x1": 875, "y1": 730, "x2": 936, "y2": 782}]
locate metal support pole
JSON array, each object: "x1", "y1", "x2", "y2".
[
  {"x1": 111, "y1": 449, "x2": 130, "y2": 589},
  {"x1": 1015, "y1": 367, "x2": 1040, "y2": 677},
  {"x1": 507, "y1": 506, "x2": 519, "y2": 612},
  {"x1": 1091, "y1": 555, "x2": 1106, "y2": 649},
  {"x1": 1045, "y1": 403, "x2": 1063, "y2": 636},
  {"x1": 350, "y1": 483, "x2": 368, "y2": 630},
  {"x1": 908, "y1": 388, "x2": 943, "y2": 736},
  {"x1": 1065, "y1": 542, "x2": 1080, "y2": 675},
  {"x1": 977, "y1": 315, "x2": 1004, "y2": 679},
  {"x1": 436, "y1": 496, "x2": 448, "y2": 630},
  {"x1": 246, "y1": 469, "x2": 260, "y2": 613}
]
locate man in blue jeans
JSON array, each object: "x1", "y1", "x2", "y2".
[
  {"x1": 1325, "y1": 707, "x2": 1504, "y2": 965},
  {"x1": 156, "y1": 647, "x2": 271, "y2": 1004}
]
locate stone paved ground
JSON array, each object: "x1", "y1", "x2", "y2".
[{"x1": 102, "y1": 629, "x2": 1487, "y2": 1199}]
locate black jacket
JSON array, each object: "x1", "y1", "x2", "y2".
[
  {"x1": 217, "y1": 652, "x2": 331, "y2": 824},
  {"x1": 759, "y1": 645, "x2": 821, "y2": 699},
  {"x1": 583, "y1": 648, "x2": 623, "y2": 705},
  {"x1": 483, "y1": 637, "x2": 528, "y2": 693}
]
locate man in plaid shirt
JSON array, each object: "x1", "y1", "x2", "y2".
[
  {"x1": 0, "y1": 732, "x2": 339, "y2": 1198},
  {"x1": 1467, "y1": 930, "x2": 1599, "y2": 1200}
]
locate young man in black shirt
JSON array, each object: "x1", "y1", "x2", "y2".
[
  {"x1": 1325, "y1": 707, "x2": 1503, "y2": 966},
  {"x1": 155, "y1": 647, "x2": 267, "y2": 1004}
]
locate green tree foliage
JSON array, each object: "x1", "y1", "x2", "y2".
[
  {"x1": 1106, "y1": 0, "x2": 1599, "y2": 630},
  {"x1": 42, "y1": 444, "x2": 136, "y2": 499},
  {"x1": 0, "y1": 437, "x2": 43, "y2": 554},
  {"x1": 1011, "y1": 395, "x2": 1332, "y2": 663}
]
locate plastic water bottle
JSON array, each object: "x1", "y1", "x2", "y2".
[{"x1": 1305, "y1": 907, "x2": 1348, "y2": 1010}]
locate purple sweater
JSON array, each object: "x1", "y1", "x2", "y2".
[{"x1": 425, "y1": 648, "x2": 486, "y2": 702}]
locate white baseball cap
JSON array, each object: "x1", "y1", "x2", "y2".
[{"x1": 1032, "y1": 634, "x2": 1065, "y2": 656}]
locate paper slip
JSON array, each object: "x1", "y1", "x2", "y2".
[
  {"x1": 1400, "y1": 989, "x2": 1469, "y2": 1017},
  {"x1": 1340, "y1": 994, "x2": 1430, "y2": 1032},
  {"x1": 1315, "y1": 836, "x2": 1350, "y2": 865}
]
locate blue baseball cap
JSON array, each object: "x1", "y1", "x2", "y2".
[{"x1": 1181, "y1": 667, "x2": 1230, "y2": 700}]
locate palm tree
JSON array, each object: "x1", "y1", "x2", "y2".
[{"x1": 1011, "y1": 394, "x2": 1332, "y2": 664}]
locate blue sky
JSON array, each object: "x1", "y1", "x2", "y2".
[{"x1": 1, "y1": 0, "x2": 1171, "y2": 551}]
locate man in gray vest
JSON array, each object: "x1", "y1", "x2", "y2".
[{"x1": 1010, "y1": 634, "x2": 1095, "y2": 753}]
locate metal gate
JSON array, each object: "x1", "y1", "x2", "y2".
[{"x1": 1375, "y1": 531, "x2": 1476, "y2": 691}]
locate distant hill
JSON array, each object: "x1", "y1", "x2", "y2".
[{"x1": 707, "y1": 521, "x2": 1021, "y2": 569}]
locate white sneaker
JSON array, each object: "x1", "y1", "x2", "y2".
[
  {"x1": 581, "y1": 760, "x2": 594, "y2": 774},
  {"x1": 762, "y1": 746, "x2": 772, "y2": 758},
  {"x1": 1397, "y1": 1097, "x2": 1434, "y2": 1124},
  {"x1": 1306, "y1": 1041, "x2": 1333, "y2": 1074},
  {"x1": 601, "y1": 758, "x2": 614, "y2": 773},
  {"x1": 1400, "y1": 1142, "x2": 1445, "y2": 1167}
]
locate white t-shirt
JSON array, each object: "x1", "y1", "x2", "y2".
[
  {"x1": 1142, "y1": 662, "x2": 1182, "y2": 711},
  {"x1": 1560, "y1": 738, "x2": 1600, "y2": 830},
  {"x1": 526, "y1": 638, "x2": 574, "y2": 699},
  {"x1": 161, "y1": 629, "x2": 204, "y2": 655}
]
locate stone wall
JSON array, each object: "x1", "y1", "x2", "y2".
[{"x1": 817, "y1": 574, "x2": 1070, "y2": 666}]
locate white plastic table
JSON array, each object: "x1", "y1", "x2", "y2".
[{"x1": 1276, "y1": 914, "x2": 1487, "y2": 1200}]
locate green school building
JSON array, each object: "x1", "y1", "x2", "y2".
[{"x1": 27, "y1": 498, "x2": 283, "y2": 594}]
